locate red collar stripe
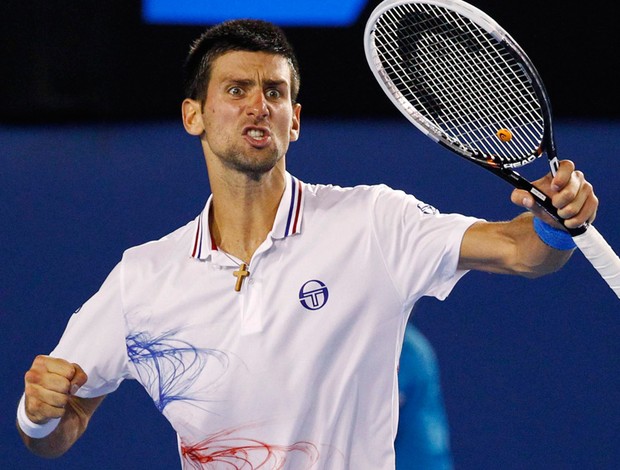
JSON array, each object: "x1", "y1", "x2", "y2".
[
  {"x1": 191, "y1": 213, "x2": 203, "y2": 259},
  {"x1": 284, "y1": 176, "x2": 303, "y2": 237}
]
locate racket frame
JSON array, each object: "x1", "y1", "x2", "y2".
[
  {"x1": 364, "y1": 0, "x2": 577, "y2": 231},
  {"x1": 364, "y1": 0, "x2": 620, "y2": 298}
]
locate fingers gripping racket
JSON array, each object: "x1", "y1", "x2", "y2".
[{"x1": 364, "y1": 0, "x2": 620, "y2": 299}]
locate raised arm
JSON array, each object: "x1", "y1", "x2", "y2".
[
  {"x1": 458, "y1": 160, "x2": 598, "y2": 277},
  {"x1": 17, "y1": 355, "x2": 105, "y2": 458}
]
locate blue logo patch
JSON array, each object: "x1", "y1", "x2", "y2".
[{"x1": 299, "y1": 280, "x2": 329, "y2": 310}]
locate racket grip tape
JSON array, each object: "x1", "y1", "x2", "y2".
[{"x1": 572, "y1": 226, "x2": 620, "y2": 299}]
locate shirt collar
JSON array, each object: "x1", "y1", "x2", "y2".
[{"x1": 189, "y1": 172, "x2": 304, "y2": 261}]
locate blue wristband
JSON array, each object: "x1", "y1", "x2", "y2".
[{"x1": 532, "y1": 217, "x2": 576, "y2": 250}]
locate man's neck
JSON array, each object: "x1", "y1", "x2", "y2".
[{"x1": 208, "y1": 168, "x2": 287, "y2": 264}]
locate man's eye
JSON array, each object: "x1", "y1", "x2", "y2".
[
  {"x1": 228, "y1": 87, "x2": 243, "y2": 96},
  {"x1": 266, "y1": 89, "x2": 281, "y2": 99}
]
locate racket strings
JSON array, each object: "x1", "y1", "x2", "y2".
[
  {"x1": 383, "y1": 6, "x2": 538, "y2": 153},
  {"x1": 372, "y1": 3, "x2": 545, "y2": 165},
  {"x1": 440, "y1": 14, "x2": 543, "y2": 153},
  {"x1": 377, "y1": 5, "x2": 536, "y2": 154},
  {"x1": 415, "y1": 15, "x2": 541, "y2": 158}
]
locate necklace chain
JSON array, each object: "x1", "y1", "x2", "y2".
[{"x1": 219, "y1": 249, "x2": 248, "y2": 268}]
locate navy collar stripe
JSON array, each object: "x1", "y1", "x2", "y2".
[{"x1": 284, "y1": 177, "x2": 297, "y2": 237}]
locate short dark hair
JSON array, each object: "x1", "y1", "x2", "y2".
[{"x1": 183, "y1": 19, "x2": 301, "y2": 103}]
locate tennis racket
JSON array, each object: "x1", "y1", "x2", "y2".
[{"x1": 364, "y1": 0, "x2": 620, "y2": 299}]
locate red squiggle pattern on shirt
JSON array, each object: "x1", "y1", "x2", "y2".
[{"x1": 181, "y1": 426, "x2": 320, "y2": 469}]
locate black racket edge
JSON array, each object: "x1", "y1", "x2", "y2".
[{"x1": 485, "y1": 34, "x2": 587, "y2": 237}]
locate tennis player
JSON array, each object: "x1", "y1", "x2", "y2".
[{"x1": 17, "y1": 19, "x2": 598, "y2": 469}]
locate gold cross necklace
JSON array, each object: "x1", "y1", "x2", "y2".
[
  {"x1": 220, "y1": 250, "x2": 250, "y2": 292},
  {"x1": 233, "y1": 263, "x2": 250, "y2": 292}
]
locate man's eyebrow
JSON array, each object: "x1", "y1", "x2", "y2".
[
  {"x1": 263, "y1": 79, "x2": 288, "y2": 88},
  {"x1": 222, "y1": 78, "x2": 255, "y2": 87},
  {"x1": 221, "y1": 77, "x2": 288, "y2": 88}
]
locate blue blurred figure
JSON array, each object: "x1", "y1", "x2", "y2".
[{"x1": 395, "y1": 325, "x2": 454, "y2": 469}]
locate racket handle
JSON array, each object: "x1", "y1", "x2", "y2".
[{"x1": 573, "y1": 225, "x2": 620, "y2": 299}]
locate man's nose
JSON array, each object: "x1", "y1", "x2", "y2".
[{"x1": 246, "y1": 92, "x2": 269, "y2": 118}]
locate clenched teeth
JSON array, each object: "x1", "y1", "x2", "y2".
[{"x1": 247, "y1": 129, "x2": 265, "y2": 139}]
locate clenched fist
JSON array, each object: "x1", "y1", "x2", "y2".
[{"x1": 23, "y1": 355, "x2": 88, "y2": 424}]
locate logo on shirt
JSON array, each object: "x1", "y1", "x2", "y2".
[
  {"x1": 299, "y1": 280, "x2": 329, "y2": 310},
  {"x1": 417, "y1": 202, "x2": 438, "y2": 215}
]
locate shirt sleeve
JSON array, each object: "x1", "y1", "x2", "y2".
[
  {"x1": 49, "y1": 262, "x2": 132, "y2": 398},
  {"x1": 371, "y1": 185, "x2": 481, "y2": 303}
]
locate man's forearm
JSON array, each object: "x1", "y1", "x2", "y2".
[
  {"x1": 459, "y1": 213, "x2": 574, "y2": 277},
  {"x1": 18, "y1": 394, "x2": 105, "y2": 458}
]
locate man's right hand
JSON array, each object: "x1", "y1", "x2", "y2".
[{"x1": 23, "y1": 355, "x2": 88, "y2": 424}]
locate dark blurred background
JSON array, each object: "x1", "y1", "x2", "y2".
[
  {"x1": 1, "y1": 0, "x2": 618, "y2": 123},
  {"x1": 2, "y1": 1, "x2": 619, "y2": 469}
]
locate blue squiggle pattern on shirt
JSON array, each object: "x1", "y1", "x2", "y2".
[{"x1": 126, "y1": 330, "x2": 229, "y2": 412}]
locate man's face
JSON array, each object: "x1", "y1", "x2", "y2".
[{"x1": 198, "y1": 50, "x2": 301, "y2": 177}]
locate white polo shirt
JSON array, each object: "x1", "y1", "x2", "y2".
[{"x1": 51, "y1": 172, "x2": 480, "y2": 469}]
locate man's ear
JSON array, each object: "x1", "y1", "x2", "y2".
[
  {"x1": 182, "y1": 99, "x2": 204, "y2": 136},
  {"x1": 289, "y1": 103, "x2": 301, "y2": 142}
]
